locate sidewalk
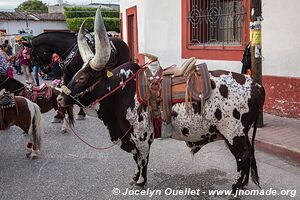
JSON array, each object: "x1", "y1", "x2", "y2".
[{"x1": 255, "y1": 113, "x2": 300, "y2": 164}]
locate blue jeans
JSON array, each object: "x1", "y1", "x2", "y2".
[{"x1": 33, "y1": 66, "x2": 40, "y2": 86}]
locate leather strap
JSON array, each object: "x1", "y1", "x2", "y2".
[{"x1": 162, "y1": 75, "x2": 172, "y2": 123}]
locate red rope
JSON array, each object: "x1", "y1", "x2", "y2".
[
  {"x1": 69, "y1": 123, "x2": 133, "y2": 150},
  {"x1": 70, "y1": 60, "x2": 156, "y2": 151},
  {"x1": 67, "y1": 60, "x2": 155, "y2": 151},
  {"x1": 91, "y1": 60, "x2": 156, "y2": 105},
  {"x1": 69, "y1": 106, "x2": 142, "y2": 150}
]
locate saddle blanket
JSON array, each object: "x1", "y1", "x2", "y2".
[
  {"x1": 19, "y1": 83, "x2": 52, "y2": 102},
  {"x1": 0, "y1": 90, "x2": 15, "y2": 109}
]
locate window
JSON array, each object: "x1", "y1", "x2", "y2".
[{"x1": 182, "y1": 0, "x2": 250, "y2": 61}]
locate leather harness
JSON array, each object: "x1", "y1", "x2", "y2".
[
  {"x1": 0, "y1": 91, "x2": 19, "y2": 130},
  {"x1": 136, "y1": 60, "x2": 212, "y2": 138}
]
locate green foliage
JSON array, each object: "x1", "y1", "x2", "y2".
[
  {"x1": 66, "y1": 17, "x2": 120, "y2": 32},
  {"x1": 15, "y1": 0, "x2": 48, "y2": 12},
  {"x1": 64, "y1": 7, "x2": 120, "y2": 32},
  {"x1": 64, "y1": 7, "x2": 119, "y2": 19}
]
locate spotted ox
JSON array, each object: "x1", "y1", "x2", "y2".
[{"x1": 57, "y1": 8, "x2": 265, "y2": 194}]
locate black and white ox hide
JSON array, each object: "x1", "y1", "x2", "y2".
[{"x1": 57, "y1": 8, "x2": 265, "y2": 193}]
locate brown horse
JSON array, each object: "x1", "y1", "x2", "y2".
[
  {"x1": 0, "y1": 73, "x2": 74, "y2": 132},
  {"x1": 0, "y1": 92, "x2": 43, "y2": 159}
]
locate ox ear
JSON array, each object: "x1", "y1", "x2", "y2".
[
  {"x1": 77, "y1": 19, "x2": 94, "y2": 65},
  {"x1": 89, "y1": 7, "x2": 111, "y2": 71}
]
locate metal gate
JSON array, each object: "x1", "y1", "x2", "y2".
[{"x1": 187, "y1": 0, "x2": 247, "y2": 47}]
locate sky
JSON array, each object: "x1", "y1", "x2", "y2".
[{"x1": 0, "y1": 0, "x2": 119, "y2": 10}]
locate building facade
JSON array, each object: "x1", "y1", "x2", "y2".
[
  {"x1": 0, "y1": 12, "x2": 68, "y2": 36},
  {"x1": 120, "y1": 0, "x2": 300, "y2": 119}
]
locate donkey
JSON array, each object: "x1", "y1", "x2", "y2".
[
  {"x1": 0, "y1": 92, "x2": 43, "y2": 159},
  {"x1": 57, "y1": 8, "x2": 265, "y2": 194}
]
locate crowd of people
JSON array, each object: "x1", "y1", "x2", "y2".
[{"x1": 0, "y1": 39, "x2": 62, "y2": 87}]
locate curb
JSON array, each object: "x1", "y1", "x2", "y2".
[{"x1": 255, "y1": 138, "x2": 300, "y2": 164}]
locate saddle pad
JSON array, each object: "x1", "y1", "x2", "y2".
[
  {"x1": 20, "y1": 84, "x2": 52, "y2": 102},
  {"x1": 32, "y1": 83, "x2": 47, "y2": 91},
  {"x1": 0, "y1": 92, "x2": 15, "y2": 109}
]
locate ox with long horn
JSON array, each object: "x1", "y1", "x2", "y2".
[{"x1": 78, "y1": 7, "x2": 111, "y2": 70}]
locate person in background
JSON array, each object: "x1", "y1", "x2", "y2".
[
  {"x1": 14, "y1": 40, "x2": 23, "y2": 75},
  {"x1": 20, "y1": 46, "x2": 34, "y2": 85},
  {"x1": 7, "y1": 56, "x2": 14, "y2": 78},
  {"x1": 3, "y1": 40, "x2": 13, "y2": 56},
  {"x1": 33, "y1": 64, "x2": 40, "y2": 86},
  {"x1": 0, "y1": 45, "x2": 9, "y2": 71},
  {"x1": 45, "y1": 53, "x2": 62, "y2": 80}
]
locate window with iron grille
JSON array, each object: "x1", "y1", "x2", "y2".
[{"x1": 187, "y1": 0, "x2": 247, "y2": 47}]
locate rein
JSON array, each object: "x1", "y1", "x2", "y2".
[
  {"x1": 65, "y1": 60, "x2": 156, "y2": 108},
  {"x1": 11, "y1": 86, "x2": 26, "y2": 94},
  {"x1": 31, "y1": 41, "x2": 77, "y2": 70},
  {"x1": 68, "y1": 105, "x2": 142, "y2": 151},
  {"x1": 0, "y1": 76, "x2": 25, "y2": 94},
  {"x1": 64, "y1": 60, "x2": 156, "y2": 151}
]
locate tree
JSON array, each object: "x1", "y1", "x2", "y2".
[{"x1": 16, "y1": 0, "x2": 48, "y2": 12}]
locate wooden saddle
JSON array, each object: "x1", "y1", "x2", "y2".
[{"x1": 136, "y1": 57, "x2": 212, "y2": 124}]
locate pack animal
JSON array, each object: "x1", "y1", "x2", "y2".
[
  {"x1": 0, "y1": 73, "x2": 73, "y2": 132},
  {"x1": 57, "y1": 8, "x2": 266, "y2": 194},
  {"x1": 0, "y1": 91, "x2": 43, "y2": 159}
]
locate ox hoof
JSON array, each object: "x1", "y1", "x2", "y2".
[
  {"x1": 26, "y1": 152, "x2": 38, "y2": 159},
  {"x1": 129, "y1": 180, "x2": 136, "y2": 185},
  {"x1": 76, "y1": 115, "x2": 85, "y2": 120},
  {"x1": 131, "y1": 182, "x2": 147, "y2": 190},
  {"x1": 61, "y1": 129, "x2": 69, "y2": 133},
  {"x1": 227, "y1": 194, "x2": 239, "y2": 200},
  {"x1": 131, "y1": 184, "x2": 144, "y2": 191},
  {"x1": 51, "y1": 118, "x2": 63, "y2": 123}
]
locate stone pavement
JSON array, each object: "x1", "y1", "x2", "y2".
[
  {"x1": 255, "y1": 113, "x2": 300, "y2": 163},
  {"x1": 11, "y1": 74, "x2": 300, "y2": 164}
]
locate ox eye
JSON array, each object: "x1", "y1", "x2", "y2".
[{"x1": 78, "y1": 76, "x2": 85, "y2": 82}]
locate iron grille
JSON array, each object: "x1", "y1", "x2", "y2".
[{"x1": 187, "y1": 0, "x2": 246, "y2": 47}]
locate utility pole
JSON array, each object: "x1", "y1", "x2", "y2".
[
  {"x1": 250, "y1": 0, "x2": 263, "y2": 127},
  {"x1": 25, "y1": 11, "x2": 29, "y2": 32}
]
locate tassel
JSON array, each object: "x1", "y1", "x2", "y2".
[
  {"x1": 185, "y1": 74, "x2": 193, "y2": 116},
  {"x1": 152, "y1": 117, "x2": 162, "y2": 138}
]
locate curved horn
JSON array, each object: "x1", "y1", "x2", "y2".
[
  {"x1": 90, "y1": 7, "x2": 111, "y2": 71},
  {"x1": 77, "y1": 19, "x2": 94, "y2": 64}
]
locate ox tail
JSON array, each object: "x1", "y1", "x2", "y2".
[
  {"x1": 250, "y1": 112, "x2": 260, "y2": 188},
  {"x1": 31, "y1": 102, "x2": 44, "y2": 151}
]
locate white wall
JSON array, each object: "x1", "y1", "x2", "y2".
[
  {"x1": 0, "y1": 20, "x2": 67, "y2": 36},
  {"x1": 120, "y1": 0, "x2": 145, "y2": 52},
  {"x1": 262, "y1": 0, "x2": 300, "y2": 77},
  {"x1": 120, "y1": 0, "x2": 242, "y2": 72},
  {"x1": 121, "y1": 0, "x2": 300, "y2": 77}
]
